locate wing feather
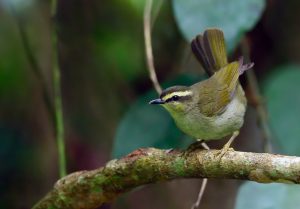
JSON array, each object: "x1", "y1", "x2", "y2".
[{"x1": 194, "y1": 61, "x2": 240, "y2": 117}]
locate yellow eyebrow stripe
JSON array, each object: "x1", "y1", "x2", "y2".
[{"x1": 162, "y1": 90, "x2": 193, "y2": 101}]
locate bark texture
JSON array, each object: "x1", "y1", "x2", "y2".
[{"x1": 33, "y1": 148, "x2": 300, "y2": 209}]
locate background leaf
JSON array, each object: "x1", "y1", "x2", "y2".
[
  {"x1": 235, "y1": 66, "x2": 300, "y2": 209},
  {"x1": 172, "y1": 0, "x2": 266, "y2": 52},
  {"x1": 263, "y1": 65, "x2": 300, "y2": 155},
  {"x1": 235, "y1": 182, "x2": 300, "y2": 209},
  {"x1": 112, "y1": 74, "x2": 204, "y2": 158}
]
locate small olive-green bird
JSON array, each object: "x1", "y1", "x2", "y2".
[{"x1": 149, "y1": 28, "x2": 254, "y2": 154}]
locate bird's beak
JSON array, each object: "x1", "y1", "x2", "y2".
[{"x1": 149, "y1": 98, "x2": 165, "y2": 105}]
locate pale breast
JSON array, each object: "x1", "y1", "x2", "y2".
[{"x1": 173, "y1": 93, "x2": 246, "y2": 140}]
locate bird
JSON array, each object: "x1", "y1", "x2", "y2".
[{"x1": 149, "y1": 28, "x2": 254, "y2": 156}]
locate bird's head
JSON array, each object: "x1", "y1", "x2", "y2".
[{"x1": 149, "y1": 86, "x2": 194, "y2": 115}]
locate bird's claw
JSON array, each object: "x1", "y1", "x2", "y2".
[{"x1": 215, "y1": 147, "x2": 234, "y2": 161}]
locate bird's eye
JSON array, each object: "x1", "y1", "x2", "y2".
[{"x1": 172, "y1": 95, "x2": 179, "y2": 101}]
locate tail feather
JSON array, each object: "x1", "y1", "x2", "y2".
[
  {"x1": 191, "y1": 35, "x2": 214, "y2": 76},
  {"x1": 191, "y1": 28, "x2": 228, "y2": 76},
  {"x1": 214, "y1": 61, "x2": 240, "y2": 93},
  {"x1": 214, "y1": 57, "x2": 254, "y2": 99}
]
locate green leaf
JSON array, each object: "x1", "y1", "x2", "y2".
[
  {"x1": 95, "y1": 32, "x2": 145, "y2": 81},
  {"x1": 263, "y1": 65, "x2": 300, "y2": 155},
  {"x1": 172, "y1": 0, "x2": 266, "y2": 52},
  {"x1": 235, "y1": 182, "x2": 300, "y2": 209},
  {"x1": 2, "y1": 0, "x2": 34, "y2": 13},
  {"x1": 112, "y1": 74, "x2": 204, "y2": 159},
  {"x1": 0, "y1": 14, "x2": 29, "y2": 105}
]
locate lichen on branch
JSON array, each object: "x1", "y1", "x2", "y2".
[{"x1": 33, "y1": 148, "x2": 300, "y2": 209}]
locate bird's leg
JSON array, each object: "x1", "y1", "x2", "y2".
[
  {"x1": 200, "y1": 142, "x2": 209, "y2": 150},
  {"x1": 216, "y1": 131, "x2": 239, "y2": 160},
  {"x1": 182, "y1": 139, "x2": 206, "y2": 157},
  {"x1": 186, "y1": 139, "x2": 205, "y2": 153}
]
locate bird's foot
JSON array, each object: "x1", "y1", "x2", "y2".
[
  {"x1": 187, "y1": 140, "x2": 205, "y2": 151},
  {"x1": 215, "y1": 131, "x2": 239, "y2": 162},
  {"x1": 215, "y1": 146, "x2": 234, "y2": 162},
  {"x1": 182, "y1": 140, "x2": 205, "y2": 157}
]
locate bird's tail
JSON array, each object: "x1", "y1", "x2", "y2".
[
  {"x1": 191, "y1": 28, "x2": 228, "y2": 76},
  {"x1": 213, "y1": 57, "x2": 254, "y2": 99}
]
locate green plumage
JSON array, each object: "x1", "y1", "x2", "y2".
[
  {"x1": 150, "y1": 28, "x2": 254, "y2": 140},
  {"x1": 191, "y1": 28, "x2": 228, "y2": 75},
  {"x1": 192, "y1": 61, "x2": 241, "y2": 117}
]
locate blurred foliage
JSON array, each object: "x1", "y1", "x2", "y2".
[
  {"x1": 0, "y1": 13, "x2": 29, "y2": 106},
  {"x1": 96, "y1": 34, "x2": 144, "y2": 81},
  {"x1": 235, "y1": 182, "x2": 300, "y2": 209},
  {"x1": 172, "y1": 0, "x2": 265, "y2": 52},
  {"x1": 235, "y1": 65, "x2": 300, "y2": 209},
  {"x1": 113, "y1": 0, "x2": 266, "y2": 158},
  {"x1": 263, "y1": 65, "x2": 300, "y2": 155},
  {"x1": 113, "y1": 0, "x2": 300, "y2": 209},
  {"x1": 112, "y1": 74, "x2": 203, "y2": 158},
  {"x1": 0, "y1": 125, "x2": 38, "y2": 208},
  {"x1": 1, "y1": 0, "x2": 300, "y2": 208}
]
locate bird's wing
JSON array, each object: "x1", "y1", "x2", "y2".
[
  {"x1": 191, "y1": 28, "x2": 228, "y2": 76},
  {"x1": 195, "y1": 61, "x2": 241, "y2": 117}
]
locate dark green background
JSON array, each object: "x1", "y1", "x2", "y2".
[{"x1": 1, "y1": 0, "x2": 300, "y2": 209}]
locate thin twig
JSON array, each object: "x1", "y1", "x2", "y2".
[
  {"x1": 191, "y1": 142, "x2": 210, "y2": 209},
  {"x1": 144, "y1": 0, "x2": 162, "y2": 94},
  {"x1": 9, "y1": 2, "x2": 56, "y2": 125},
  {"x1": 51, "y1": 0, "x2": 67, "y2": 177},
  {"x1": 241, "y1": 38, "x2": 273, "y2": 153},
  {"x1": 191, "y1": 178, "x2": 208, "y2": 209},
  {"x1": 10, "y1": 1, "x2": 66, "y2": 176}
]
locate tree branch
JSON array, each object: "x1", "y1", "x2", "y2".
[{"x1": 32, "y1": 148, "x2": 300, "y2": 209}]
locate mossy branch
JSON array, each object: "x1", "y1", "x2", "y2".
[{"x1": 33, "y1": 148, "x2": 300, "y2": 209}]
